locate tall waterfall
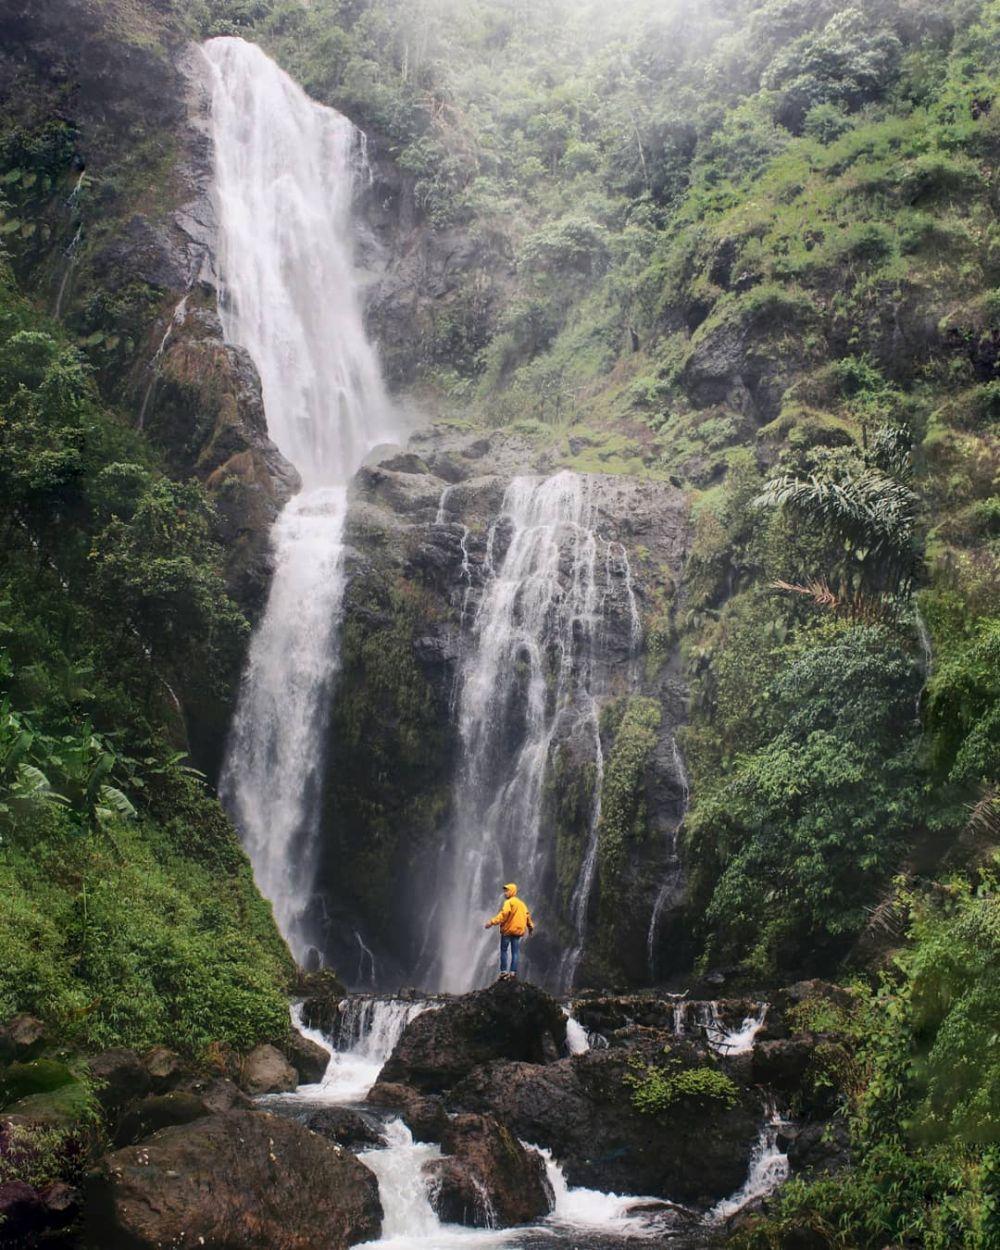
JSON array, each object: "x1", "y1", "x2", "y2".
[
  {"x1": 432, "y1": 471, "x2": 639, "y2": 992},
  {"x1": 206, "y1": 37, "x2": 397, "y2": 962}
]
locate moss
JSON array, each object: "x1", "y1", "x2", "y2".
[
  {"x1": 625, "y1": 1055, "x2": 739, "y2": 1115},
  {"x1": 323, "y1": 571, "x2": 454, "y2": 933},
  {"x1": 546, "y1": 743, "x2": 598, "y2": 921},
  {"x1": 596, "y1": 696, "x2": 662, "y2": 947}
]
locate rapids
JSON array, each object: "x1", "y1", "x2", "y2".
[{"x1": 257, "y1": 996, "x2": 787, "y2": 1249}]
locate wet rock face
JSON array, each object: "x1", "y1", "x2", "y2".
[
  {"x1": 448, "y1": 1037, "x2": 760, "y2": 1208},
  {"x1": 281, "y1": 1030, "x2": 329, "y2": 1086},
  {"x1": 321, "y1": 430, "x2": 692, "y2": 986},
  {"x1": 375, "y1": 981, "x2": 567, "y2": 1094},
  {"x1": 424, "y1": 1113, "x2": 553, "y2": 1228},
  {"x1": 364, "y1": 1082, "x2": 450, "y2": 1143},
  {"x1": 306, "y1": 1106, "x2": 387, "y2": 1151},
  {"x1": 86, "y1": 1110, "x2": 382, "y2": 1250},
  {"x1": 356, "y1": 134, "x2": 512, "y2": 390}
]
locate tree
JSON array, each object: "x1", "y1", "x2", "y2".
[{"x1": 89, "y1": 478, "x2": 247, "y2": 696}]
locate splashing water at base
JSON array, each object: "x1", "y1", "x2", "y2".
[
  {"x1": 282, "y1": 998, "x2": 432, "y2": 1105},
  {"x1": 695, "y1": 1002, "x2": 769, "y2": 1056},
  {"x1": 709, "y1": 1102, "x2": 790, "y2": 1224}
]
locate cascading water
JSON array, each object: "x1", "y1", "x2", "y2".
[
  {"x1": 205, "y1": 36, "x2": 398, "y2": 962},
  {"x1": 288, "y1": 998, "x2": 432, "y2": 1104},
  {"x1": 430, "y1": 471, "x2": 640, "y2": 993}
]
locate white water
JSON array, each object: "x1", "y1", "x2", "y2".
[
  {"x1": 564, "y1": 1014, "x2": 591, "y2": 1056},
  {"x1": 433, "y1": 471, "x2": 640, "y2": 993},
  {"x1": 709, "y1": 1102, "x2": 790, "y2": 1224},
  {"x1": 273, "y1": 992, "x2": 786, "y2": 1245},
  {"x1": 692, "y1": 1002, "x2": 769, "y2": 1056},
  {"x1": 541, "y1": 1148, "x2": 668, "y2": 1238},
  {"x1": 286, "y1": 998, "x2": 432, "y2": 1105},
  {"x1": 207, "y1": 36, "x2": 398, "y2": 962}
]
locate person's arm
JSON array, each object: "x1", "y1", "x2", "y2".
[{"x1": 485, "y1": 900, "x2": 510, "y2": 930}]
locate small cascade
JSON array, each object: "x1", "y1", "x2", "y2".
[
  {"x1": 137, "y1": 294, "x2": 189, "y2": 429},
  {"x1": 540, "y1": 1148, "x2": 674, "y2": 1238},
  {"x1": 646, "y1": 735, "x2": 690, "y2": 979},
  {"x1": 332, "y1": 997, "x2": 432, "y2": 1056},
  {"x1": 694, "y1": 1002, "x2": 769, "y2": 1055},
  {"x1": 355, "y1": 930, "x2": 378, "y2": 987},
  {"x1": 672, "y1": 1001, "x2": 688, "y2": 1036},
  {"x1": 709, "y1": 1101, "x2": 790, "y2": 1224},
  {"x1": 52, "y1": 224, "x2": 82, "y2": 319},
  {"x1": 564, "y1": 1014, "x2": 591, "y2": 1056},
  {"x1": 359, "y1": 1120, "x2": 445, "y2": 1243},
  {"x1": 435, "y1": 484, "x2": 474, "y2": 628},
  {"x1": 288, "y1": 997, "x2": 432, "y2": 1105}
]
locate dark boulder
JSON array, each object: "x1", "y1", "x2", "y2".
[
  {"x1": 298, "y1": 969, "x2": 347, "y2": 1035},
  {"x1": 449, "y1": 1037, "x2": 760, "y2": 1208},
  {"x1": 784, "y1": 1118, "x2": 851, "y2": 1178},
  {"x1": 142, "y1": 1046, "x2": 183, "y2": 1092},
  {"x1": 752, "y1": 1037, "x2": 814, "y2": 1093},
  {"x1": 0, "y1": 1176, "x2": 78, "y2": 1241},
  {"x1": 365, "y1": 1082, "x2": 449, "y2": 1143},
  {"x1": 182, "y1": 1076, "x2": 252, "y2": 1115},
  {"x1": 85, "y1": 1109, "x2": 382, "y2": 1250},
  {"x1": 113, "y1": 1091, "x2": 211, "y2": 1147},
  {"x1": 305, "y1": 1106, "x2": 386, "y2": 1151},
  {"x1": 376, "y1": 980, "x2": 566, "y2": 1094},
  {"x1": 424, "y1": 1113, "x2": 552, "y2": 1228},
  {"x1": 86, "y1": 1049, "x2": 151, "y2": 1117},
  {"x1": 238, "y1": 1044, "x2": 298, "y2": 1096},
  {"x1": 281, "y1": 1030, "x2": 329, "y2": 1085}
]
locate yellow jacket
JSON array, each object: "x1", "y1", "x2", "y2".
[{"x1": 487, "y1": 884, "x2": 534, "y2": 937}]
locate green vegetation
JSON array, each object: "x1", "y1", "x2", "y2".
[
  {"x1": 626, "y1": 1052, "x2": 739, "y2": 1114},
  {"x1": 0, "y1": 270, "x2": 291, "y2": 1055},
  {"x1": 734, "y1": 877, "x2": 1000, "y2": 1247}
]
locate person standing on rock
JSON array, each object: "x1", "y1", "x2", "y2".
[{"x1": 484, "y1": 883, "x2": 534, "y2": 980}]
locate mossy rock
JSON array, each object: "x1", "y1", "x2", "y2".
[
  {"x1": 0, "y1": 1059, "x2": 77, "y2": 1106},
  {"x1": 4, "y1": 1081, "x2": 94, "y2": 1126}
]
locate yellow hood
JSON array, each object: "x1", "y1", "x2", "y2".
[{"x1": 504, "y1": 883, "x2": 518, "y2": 898}]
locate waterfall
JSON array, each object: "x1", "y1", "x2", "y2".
[
  {"x1": 431, "y1": 471, "x2": 638, "y2": 993},
  {"x1": 205, "y1": 36, "x2": 398, "y2": 963}
]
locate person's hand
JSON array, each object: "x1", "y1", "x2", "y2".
[{"x1": 483, "y1": 922, "x2": 490, "y2": 929}]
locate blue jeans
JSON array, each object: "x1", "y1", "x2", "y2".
[{"x1": 500, "y1": 934, "x2": 521, "y2": 973}]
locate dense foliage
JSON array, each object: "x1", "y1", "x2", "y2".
[{"x1": 0, "y1": 270, "x2": 291, "y2": 1055}]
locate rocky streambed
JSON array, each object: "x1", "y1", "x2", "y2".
[{"x1": 0, "y1": 977, "x2": 853, "y2": 1248}]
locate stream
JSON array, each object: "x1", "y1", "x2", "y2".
[{"x1": 260, "y1": 999, "x2": 789, "y2": 1250}]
